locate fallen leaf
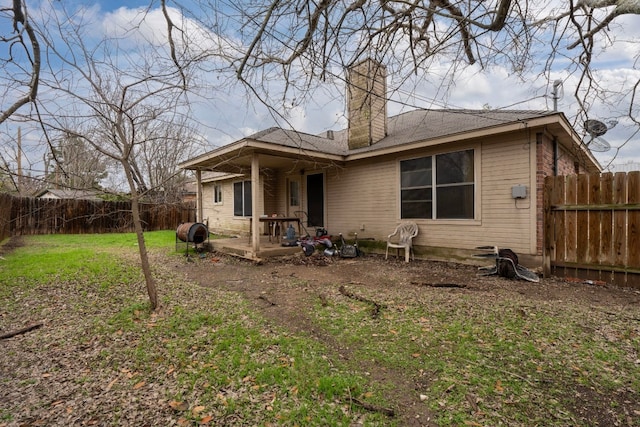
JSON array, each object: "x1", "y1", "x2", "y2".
[
  {"x1": 200, "y1": 415, "x2": 213, "y2": 424},
  {"x1": 106, "y1": 378, "x2": 118, "y2": 391},
  {"x1": 192, "y1": 405, "x2": 205, "y2": 414},
  {"x1": 133, "y1": 381, "x2": 145, "y2": 390},
  {"x1": 169, "y1": 400, "x2": 188, "y2": 411},
  {"x1": 494, "y1": 379, "x2": 504, "y2": 393}
]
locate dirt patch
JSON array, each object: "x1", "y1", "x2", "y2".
[
  {"x1": 0, "y1": 236, "x2": 24, "y2": 257},
  {"x1": 177, "y1": 250, "x2": 640, "y2": 426}
]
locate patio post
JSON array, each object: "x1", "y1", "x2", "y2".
[
  {"x1": 195, "y1": 169, "x2": 203, "y2": 222},
  {"x1": 251, "y1": 153, "x2": 260, "y2": 255}
]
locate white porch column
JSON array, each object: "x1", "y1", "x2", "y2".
[
  {"x1": 195, "y1": 169, "x2": 203, "y2": 223},
  {"x1": 251, "y1": 153, "x2": 260, "y2": 254}
]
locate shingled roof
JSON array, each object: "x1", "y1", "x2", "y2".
[{"x1": 246, "y1": 109, "x2": 554, "y2": 156}]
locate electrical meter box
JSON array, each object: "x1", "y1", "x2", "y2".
[{"x1": 511, "y1": 184, "x2": 527, "y2": 199}]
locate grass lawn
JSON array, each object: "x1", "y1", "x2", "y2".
[{"x1": 1, "y1": 231, "x2": 639, "y2": 426}]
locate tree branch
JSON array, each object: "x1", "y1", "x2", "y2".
[{"x1": 0, "y1": 0, "x2": 40, "y2": 125}]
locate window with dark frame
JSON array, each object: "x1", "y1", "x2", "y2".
[
  {"x1": 233, "y1": 180, "x2": 252, "y2": 216},
  {"x1": 400, "y1": 149, "x2": 474, "y2": 219},
  {"x1": 214, "y1": 184, "x2": 222, "y2": 204},
  {"x1": 289, "y1": 180, "x2": 299, "y2": 206}
]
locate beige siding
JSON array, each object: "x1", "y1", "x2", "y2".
[
  {"x1": 201, "y1": 177, "x2": 273, "y2": 236},
  {"x1": 325, "y1": 132, "x2": 537, "y2": 256},
  {"x1": 326, "y1": 159, "x2": 398, "y2": 237},
  {"x1": 198, "y1": 129, "x2": 539, "y2": 256}
]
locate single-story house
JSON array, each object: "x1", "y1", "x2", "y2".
[{"x1": 180, "y1": 59, "x2": 601, "y2": 265}]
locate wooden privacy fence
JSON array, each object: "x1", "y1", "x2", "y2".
[
  {"x1": 0, "y1": 193, "x2": 196, "y2": 242},
  {"x1": 544, "y1": 172, "x2": 640, "y2": 289}
]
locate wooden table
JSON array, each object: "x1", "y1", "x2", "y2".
[{"x1": 253, "y1": 216, "x2": 302, "y2": 242}]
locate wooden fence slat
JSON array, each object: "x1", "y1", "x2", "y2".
[
  {"x1": 599, "y1": 173, "x2": 614, "y2": 266},
  {"x1": 587, "y1": 173, "x2": 602, "y2": 266},
  {"x1": 613, "y1": 173, "x2": 628, "y2": 268},
  {"x1": 576, "y1": 174, "x2": 590, "y2": 264},
  {"x1": 628, "y1": 173, "x2": 640, "y2": 269},
  {"x1": 565, "y1": 175, "x2": 578, "y2": 265},
  {"x1": 600, "y1": 174, "x2": 614, "y2": 283}
]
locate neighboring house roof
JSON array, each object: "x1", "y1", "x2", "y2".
[
  {"x1": 35, "y1": 189, "x2": 102, "y2": 200},
  {"x1": 180, "y1": 108, "x2": 601, "y2": 173}
]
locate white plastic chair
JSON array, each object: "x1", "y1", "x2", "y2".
[{"x1": 385, "y1": 222, "x2": 418, "y2": 262}]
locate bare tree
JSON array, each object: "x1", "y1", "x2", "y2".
[
  {"x1": 130, "y1": 114, "x2": 201, "y2": 203},
  {"x1": 31, "y1": 2, "x2": 201, "y2": 310},
  {"x1": 179, "y1": 0, "x2": 639, "y2": 141},
  {"x1": 44, "y1": 133, "x2": 109, "y2": 191},
  {"x1": 3, "y1": 1, "x2": 639, "y2": 145},
  {"x1": 0, "y1": 0, "x2": 40, "y2": 125}
]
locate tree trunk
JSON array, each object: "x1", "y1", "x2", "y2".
[
  {"x1": 131, "y1": 193, "x2": 159, "y2": 310},
  {"x1": 123, "y1": 158, "x2": 159, "y2": 311}
]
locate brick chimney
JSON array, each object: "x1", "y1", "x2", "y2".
[{"x1": 347, "y1": 58, "x2": 387, "y2": 149}]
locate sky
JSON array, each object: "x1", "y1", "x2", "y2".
[{"x1": 5, "y1": 0, "x2": 640, "y2": 175}]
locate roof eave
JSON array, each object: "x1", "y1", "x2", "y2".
[
  {"x1": 345, "y1": 113, "x2": 601, "y2": 173},
  {"x1": 179, "y1": 139, "x2": 252, "y2": 170},
  {"x1": 179, "y1": 138, "x2": 345, "y2": 171},
  {"x1": 345, "y1": 117, "x2": 548, "y2": 161}
]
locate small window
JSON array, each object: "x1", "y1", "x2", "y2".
[
  {"x1": 233, "y1": 180, "x2": 252, "y2": 217},
  {"x1": 289, "y1": 180, "x2": 300, "y2": 207},
  {"x1": 213, "y1": 184, "x2": 222, "y2": 204}
]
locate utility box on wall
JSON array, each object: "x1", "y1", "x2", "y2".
[{"x1": 511, "y1": 184, "x2": 527, "y2": 199}]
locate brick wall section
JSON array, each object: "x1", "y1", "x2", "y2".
[{"x1": 536, "y1": 134, "x2": 584, "y2": 254}]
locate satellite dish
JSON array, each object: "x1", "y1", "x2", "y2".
[
  {"x1": 584, "y1": 119, "x2": 608, "y2": 137},
  {"x1": 583, "y1": 135, "x2": 611, "y2": 152},
  {"x1": 582, "y1": 117, "x2": 616, "y2": 152}
]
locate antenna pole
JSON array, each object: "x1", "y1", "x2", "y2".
[{"x1": 552, "y1": 80, "x2": 562, "y2": 111}]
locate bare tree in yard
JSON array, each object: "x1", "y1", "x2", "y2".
[
  {"x1": 126, "y1": 114, "x2": 201, "y2": 204},
  {"x1": 44, "y1": 133, "x2": 109, "y2": 191},
  {"x1": 181, "y1": 0, "x2": 639, "y2": 142},
  {"x1": 31, "y1": 3, "x2": 202, "y2": 310}
]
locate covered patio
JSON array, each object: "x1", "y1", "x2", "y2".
[
  {"x1": 180, "y1": 128, "x2": 345, "y2": 260},
  {"x1": 207, "y1": 235, "x2": 304, "y2": 260}
]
